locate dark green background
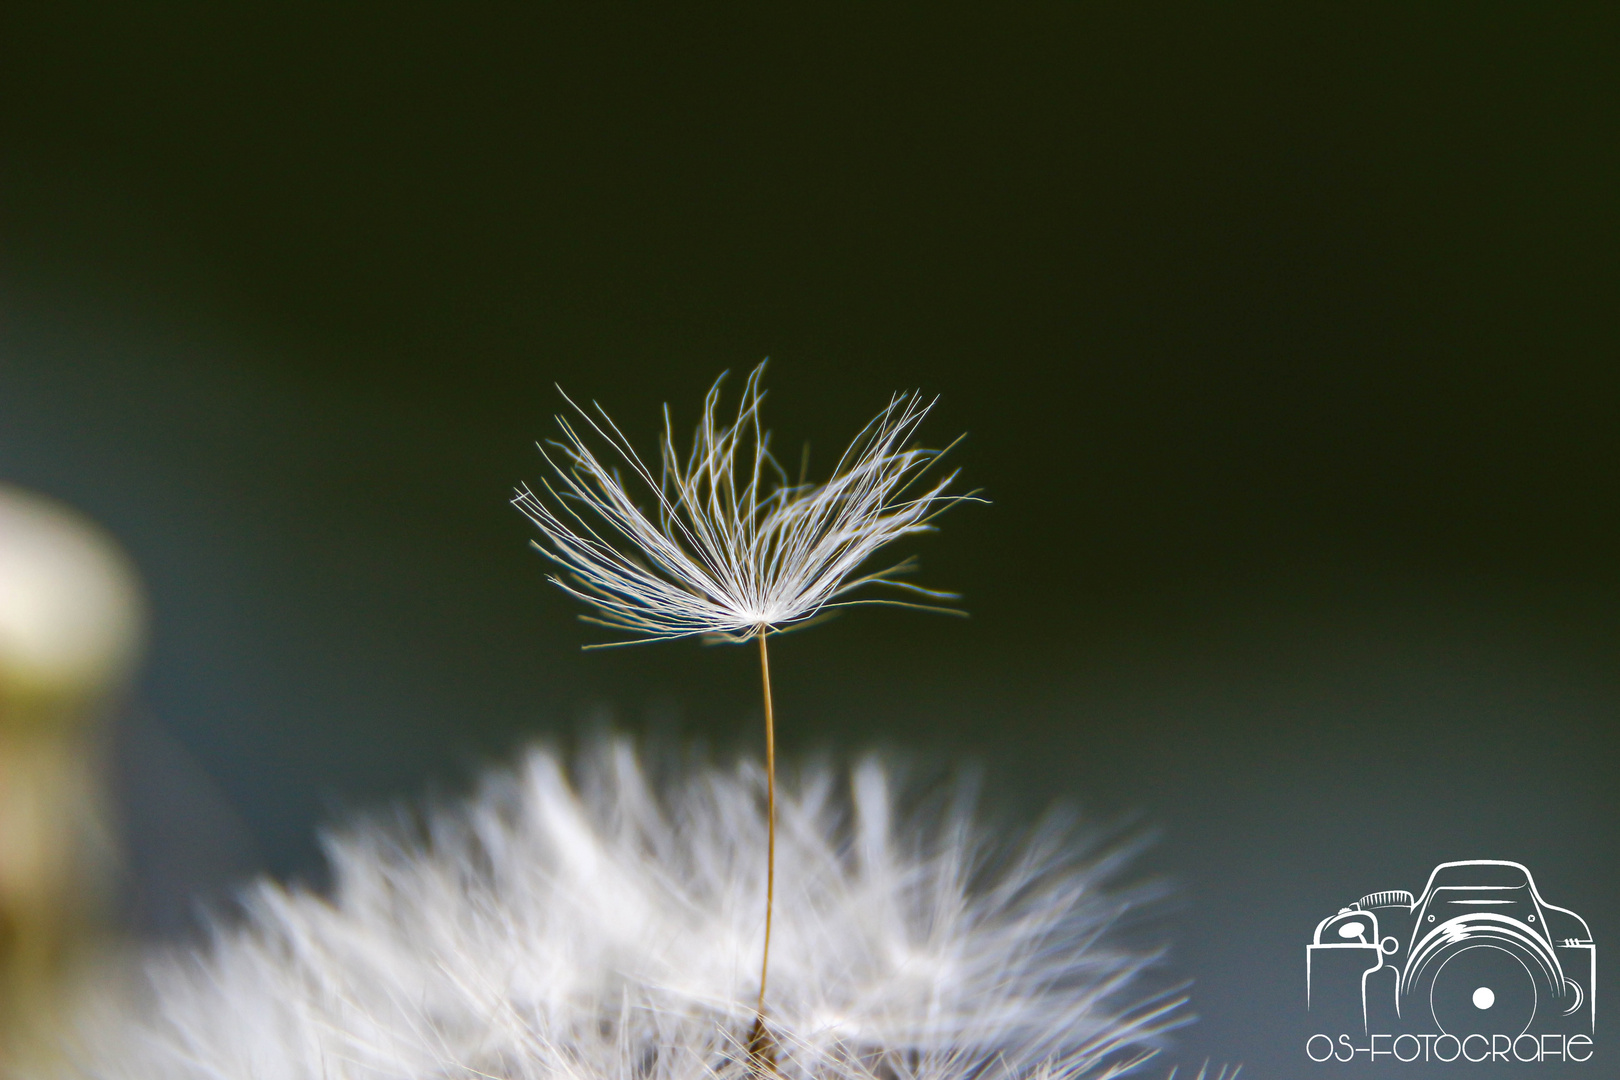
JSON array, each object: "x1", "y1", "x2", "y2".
[{"x1": 2, "y1": 6, "x2": 1615, "y2": 1073}]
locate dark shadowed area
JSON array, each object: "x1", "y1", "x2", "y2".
[{"x1": 1, "y1": 5, "x2": 1615, "y2": 1073}]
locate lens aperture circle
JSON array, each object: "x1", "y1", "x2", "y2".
[{"x1": 1430, "y1": 945, "x2": 1537, "y2": 1037}]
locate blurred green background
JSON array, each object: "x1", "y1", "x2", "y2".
[{"x1": 1, "y1": 5, "x2": 1615, "y2": 1072}]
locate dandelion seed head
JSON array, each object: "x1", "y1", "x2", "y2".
[
  {"x1": 512, "y1": 363, "x2": 978, "y2": 645},
  {"x1": 49, "y1": 740, "x2": 1186, "y2": 1080}
]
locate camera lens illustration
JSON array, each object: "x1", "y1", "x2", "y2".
[
  {"x1": 1307, "y1": 861, "x2": 1594, "y2": 1039},
  {"x1": 1423, "y1": 940, "x2": 1539, "y2": 1037}
]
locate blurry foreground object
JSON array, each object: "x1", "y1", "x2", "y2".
[
  {"x1": 47, "y1": 740, "x2": 1184, "y2": 1080},
  {"x1": 0, "y1": 484, "x2": 145, "y2": 1066}
]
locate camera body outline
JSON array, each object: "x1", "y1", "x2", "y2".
[{"x1": 1307, "y1": 860, "x2": 1595, "y2": 1038}]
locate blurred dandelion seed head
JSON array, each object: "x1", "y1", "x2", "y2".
[
  {"x1": 53, "y1": 741, "x2": 1187, "y2": 1080},
  {"x1": 513, "y1": 363, "x2": 979, "y2": 645}
]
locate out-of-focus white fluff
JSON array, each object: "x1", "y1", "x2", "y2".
[{"x1": 54, "y1": 741, "x2": 1185, "y2": 1080}]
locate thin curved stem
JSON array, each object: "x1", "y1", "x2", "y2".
[{"x1": 748, "y1": 629, "x2": 778, "y2": 1074}]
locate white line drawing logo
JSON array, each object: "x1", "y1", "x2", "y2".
[{"x1": 1307, "y1": 861, "x2": 1595, "y2": 1042}]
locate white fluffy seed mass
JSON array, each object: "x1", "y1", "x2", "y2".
[{"x1": 53, "y1": 742, "x2": 1185, "y2": 1080}]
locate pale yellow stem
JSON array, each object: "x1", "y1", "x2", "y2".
[{"x1": 749, "y1": 629, "x2": 778, "y2": 1072}]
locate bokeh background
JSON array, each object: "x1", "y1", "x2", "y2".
[{"x1": 2, "y1": 5, "x2": 1615, "y2": 1073}]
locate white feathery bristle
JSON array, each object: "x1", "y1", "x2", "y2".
[
  {"x1": 513, "y1": 362, "x2": 977, "y2": 644},
  {"x1": 51, "y1": 741, "x2": 1186, "y2": 1080}
]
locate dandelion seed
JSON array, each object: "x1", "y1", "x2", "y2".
[
  {"x1": 511, "y1": 361, "x2": 974, "y2": 645},
  {"x1": 513, "y1": 362, "x2": 979, "y2": 1064}
]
